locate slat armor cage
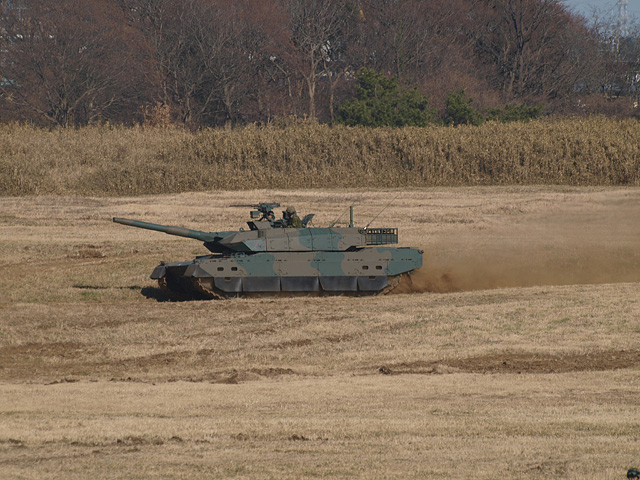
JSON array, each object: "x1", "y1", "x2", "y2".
[{"x1": 363, "y1": 228, "x2": 398, "y2": 245}]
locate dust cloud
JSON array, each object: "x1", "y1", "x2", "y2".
[
  {"x1": 401, "y1": 248, "x2": 640, "y2": 293},
  {"x1": 396, "y1": 200, "x2": 640, "y2": 293}
]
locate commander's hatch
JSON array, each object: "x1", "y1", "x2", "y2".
[{"x1": 301, "y1": 214, "x2": 314, "y2": 227}]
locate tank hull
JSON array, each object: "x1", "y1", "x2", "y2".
[{"x1": 152, "y1": 247, "x2": 422, "y2": 299}]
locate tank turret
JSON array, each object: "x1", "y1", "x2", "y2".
[{"x1": 113, "y1": 203, "x2": 422, "y2": 299}]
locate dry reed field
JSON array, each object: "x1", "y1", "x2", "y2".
[
  {"x1": 1, "y1": 117, "x2": 639, "y2": 196},
  {"x1": 1, "y1": 187, "x2": 640, "y2": 479}
]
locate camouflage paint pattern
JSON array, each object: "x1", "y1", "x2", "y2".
[
  {"x1": 113, "y1": 209, "x2": 422, "y2": 299},
  {"x1": 158, "y1": 247, "x2": 422, "y2": 278}
]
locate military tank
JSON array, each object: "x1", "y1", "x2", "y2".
[{"x1": 113, "y1": 202, "x2": 422, "y2": 299}]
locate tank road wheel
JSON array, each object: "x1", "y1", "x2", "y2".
[
  {"x1": 157, "y1": 274, "x2": 206, "y2": 300},
  {"x1": 378, "y1": 273, "x2": 410, "y2": 295},
  {"x1": 193, "y1": 277, "x2": 227, "y2": 300},
  {"x1": 157, "y1": 277, "x2": 170, "y2": 295},
  {"x1": 157, "y1": 277, "x2": 192, "y2": 300}
]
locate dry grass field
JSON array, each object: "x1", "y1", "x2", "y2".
[
  {"x1": 1, "y1": 187, "x2": 639, "y2": 479},
  {"x1": 1, "y1": 117, "x2": 639, "y2": 196}
]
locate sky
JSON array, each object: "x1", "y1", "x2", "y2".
[{"x1": 562, "y1": 0, "x2": 640, "y2": 20}]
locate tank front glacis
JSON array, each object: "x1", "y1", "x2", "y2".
[{"x1": 113, "y1": 202, "x2": 422, "y2": 299}]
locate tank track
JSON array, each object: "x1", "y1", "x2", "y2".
[
  {"x1": 194, "y1": 277, "x2": 227, "y2": 300},
  {"x1": 156, "y1": 274, "x2": 410, "y2": 300},
  {"x1": 378, "y1": 273, "x2": 405, "y2": 295}
]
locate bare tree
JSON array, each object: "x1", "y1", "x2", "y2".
[
  {"x1": 281, "y1": 0, "x2": 353, "y2": 120},
  {"x1": 0, "y1": 0, "x2": 621, "y2": 126},
  {"x1": 121, "y1": 0, "x2": 280, "y2": 126},
  {"x1": 233, "y1": 1, "x2": 298, "y2": 122},
  {"x1": 470, "y1": 0, "x2": 598, "y2": 102},
  {"x1": 587, "y1": 8, "x2": 640, "y2": 106},
  {"x1": 0, "y1": 0, "x2": 152, "y2": 126}
]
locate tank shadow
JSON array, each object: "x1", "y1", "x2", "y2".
[
  {"x1": 73, "y1": 285, "x2": 141, "y2": 291},
  {"x1": 141, "y1": 286, "x2": 173, "y2": 302}
]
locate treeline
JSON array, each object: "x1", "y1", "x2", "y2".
[
  {"x1": 0, "y1": 0, "x2": 638, "y2": 128},
  {"x1": 2, "y1": 118, "x2": 639, "y2": 195}
]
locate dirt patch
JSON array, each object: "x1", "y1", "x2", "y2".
[
  {"x1": 379, "y1": 350, "x2": 640, "y2": 375},
  {"x1": 125, "y1": 351, "x2": 191, "y2": 368},
  {"x1": 207, "y1": 367, "x2": 296, "y2": 384},
  {"x1": 67, "y1": 244, "x2": 106, "y2": 259},
  {"x1": 270, "y1": 334, "x2": 354, "y2": 350},
  {"x1": 0, "y1": 342, "x2": 86, "y2": 358},
  {"x1": 0, "y1": 339, "x2": 301, "y2": 383},
  {"x1": 273, "y1": 339, "x2": 314, "y2": 349},
  {"x1": 249, "y1": 367, "x2": 295, "y2": 377},
  {"x1": 0, "y1": 342, "x2": 96, "y2": 382},
  {"x1": 115, "y1": 436, "x2": 164, "y2": 447}
]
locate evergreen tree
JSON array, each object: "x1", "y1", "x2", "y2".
[
  {"x1": 442, "y1": 90, "x2": 484, "y2": 126},
  {"x1": 336, "y1": 69, "x2": 433, "y2": 127}
]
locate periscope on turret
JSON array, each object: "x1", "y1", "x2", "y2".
[{"x1": 113, "y1": 202, "x2": 423, "y2": 299}]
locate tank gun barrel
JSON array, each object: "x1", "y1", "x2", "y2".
[
  {"x1": 113, "y1": 217, "x2": 219, "y2": 243},
  {"x1": 229, "y1": 203, "x2": 280, "y2": 209}
]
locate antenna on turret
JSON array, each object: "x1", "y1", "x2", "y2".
[
  {"x1": 330, "y1": 207, "x2": 349, "y2": 227},
  {"x1": 330, "y1": 205, "x2": 356, "y2": 228},
  {"x1": 365, "y1": 195, "x2": 399, "y2": 229},
  {"x1": 329, "y1": 211, "x2": 343, "y2": 228}
]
